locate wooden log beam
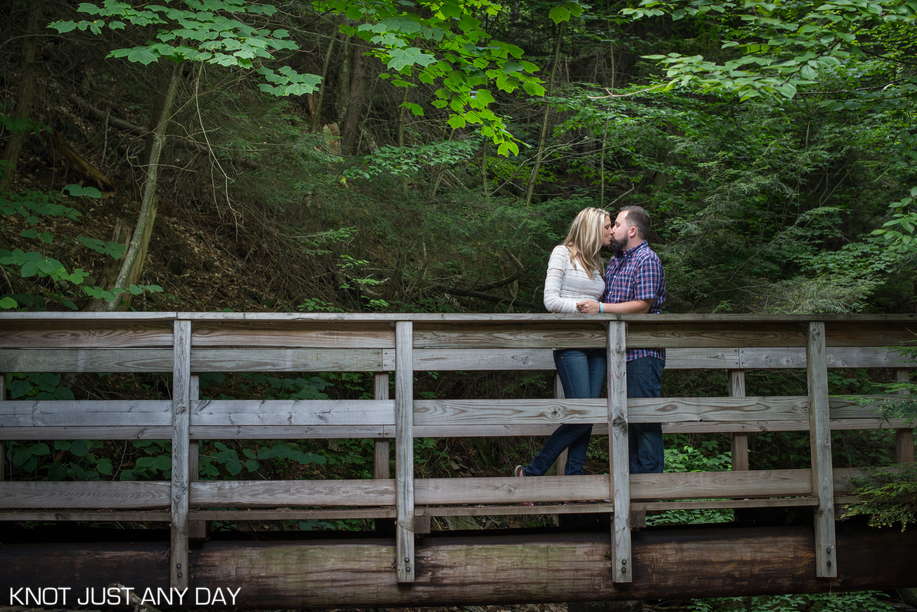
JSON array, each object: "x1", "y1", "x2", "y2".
[{"x1": 1, "y1": 523, "x2": 915, "y2": 608}]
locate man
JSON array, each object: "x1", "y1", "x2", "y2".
[{"x1": 576, "y1": 205, "x2": 666, "y2": 474}]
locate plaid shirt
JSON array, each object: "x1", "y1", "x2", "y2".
[{"x1": 602, "y1": 240, "x2": 666, "y2": 362}]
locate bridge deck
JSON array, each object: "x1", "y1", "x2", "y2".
[{"x1": 0, "y1": 313, "x2": 915, "y2": 605}]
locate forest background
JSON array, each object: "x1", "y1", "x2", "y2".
[{"x1": 1, "y1": 1, "x2": 917, "y2": 608}]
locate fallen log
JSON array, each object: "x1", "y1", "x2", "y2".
[{"x1": 0, "y1": 522, "x2": 914, "y2": 609}]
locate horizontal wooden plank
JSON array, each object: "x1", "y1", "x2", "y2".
[
  {"x1": 740, "y1": 347, "x2": 916, "y2": 369},
  {"x1": 630, "y1": 469, "x2": 812, "y2": 500},
  {"x1": 413, "y1": 323, "x2": 606, "y2": 349},
  {"x1": 0, "y1": 349, "x2": 173, "y2": 373},
  {"x1": 191, "y1": 508, "x2": 397, "y2": 520},
  {"x1": 627, "y1": 323, "x2": 806, "y2": 348},
  {"x1": 2, "y1": 346, "x2": 909, "y2": 375},
  {"x1": 0, "y1": 511, "x2": 171, "y2": 521},
  {"x1": 826, "y1": 322, "x2": 917, "y2": 347},
  {"x1": 0, "y1": 321, "x2": 174, "y2": 349},
  {"x1": 0, "y1": 427, "x2": 174, "y2": 440},
  {"x1": 414, "y1": 397, "x2": 811, "y2": 426},
  {"x1": 417, "y1": 503, "x2": 614, "y2": 517},
  {"x1": 0, "y1": 400, "x2": 170, "y2": 427},
  {"x1": 0, "y1": 481, "x2": 170, "y2": 509},
  {"x1": 189, "y1": 425, "x2": 395, "y2": 439},
  {"x1": 190, "y1": 480, "x2": 396, "y2": 507},
  {"x1": 192, "y1": 322, "x2": 395, "y2": 348},
  {"x1": 416, "y1": 474, "x2": 611, "y2": 505},
  {"x1": 190, "y1": 348, "x2": 392, "y2": 372},
  {"x1": 193, "y1": 399, "x2": 395, "y2": 426}
]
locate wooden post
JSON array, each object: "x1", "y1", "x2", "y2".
[
  {"x1": 374, "y1": 373, "x2": 391, "y2": 480},
  {"x1": 188, "y1": 375, "x2": 207, "y2": 539},
  {"x1": 607, "y1": 320, "x2": 631, "y2": 583},
  {"x1": 896, "y1": 368, "x2": 915, "y2": 464},
  {"x1": 1, "y1": 374, "x2": 5, "y2": 482},
  {"x1": 555, "y1": 373, "x2": 567, "y2": 475},
  {"x1": 728, "y1": 370, "x2": 749, "y2": 471},
  {"x1": 171, "y1": 320, "x2": 192, "y2": 589},
  {"x1": 806, "y1": 321, "x2": 836, "y2": 579},
  {"x1": 395, "y1": 321, "x2": 415, "y2": 583}
]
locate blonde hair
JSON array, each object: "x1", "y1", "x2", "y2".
[{"x1": 561, "y1": 207, "x2": 608, "y2": 277}]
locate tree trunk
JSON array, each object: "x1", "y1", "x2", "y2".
[
  {"x1": 340, "y1": 42, "x2": 368, "y2": 156},
  {"x1": 92, "y1": 63, "x2": 181, "y2": 312},
  {"x1": 523, "y1": 21, "x2": 565, "y2": 206},
  {"x1": 1, "y1": 0, "x2": 45, "y2": 191},
  {"x1": 312, "y1": 30, "x2": 338, "y2": 133}
]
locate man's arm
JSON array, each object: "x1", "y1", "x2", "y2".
[{"x1": 576, "y1": 298, "x2": 654, "y2": 314}]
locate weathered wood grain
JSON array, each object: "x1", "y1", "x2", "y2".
[
  {"x1": 0, "y1": 375, "x2": 4, "y2": 482},
  {"x1": 171, "y1": 320, "x2": 191, "y2": 590},
  {"x1": 630, "y1": 468, "x2": 812, "y2": 500},
  {"x1": 413, "y1": 396, "x2": 811, "y2": 426},
  {"x1": 607, "y1": 321, "x2": 630, "y2": 583},
  {"x1": 189, "y1": 424, "x2": 395, "y2": 439},
  {"x1": 374, "y1": 373, "x2": 392, "y2": 480},
  {"x1": 729, "y1": 370, "x2": 749, "y2": 471},
  {"x1": 0, "y1": 348, "x2": 173, "y2": 373},
  {"x1": 191, "y1": 322, "x2": 395, "y2": 348},
  {"x1": 0, "y1": 481, "x2": 170, "y2": 508},
  {"x1": 627, "y1": 323, "x2": 805, "y2": 348},
  {"x1": 190, "y1": 348, "x2": 392, "y2": 372},
  {"x1": 0, "y1": 400, "x2": 171, "y2": 427},
  {"x1": 191, "y1": 508, "x2": 397, "y2": 520},
  {"x1": 0, "y1": 511, "x2": 171, "y2": 521},
  {"x1": 896, "y1": 368, "x2": 915, "y2": 464},
  {"x1": 0, "y1": 321, "x2": 173, "y2": 348},
  {"x1": 3, "y1": 523, "x2": 916, "y2": 608},
  {"x1": 190, "y1": 480, "x2": 397, "y2": 507},
  {"x1": 825, "y1": 321, "x2": 917, "y2": 347},
  {"x1": 416, "y1": 474, "x2": 611, "y2": 505},
  {"x1": 807, "y1": 322, "x2": 837, "y2": 578},
  {"x1": 192, "y1": 399, "x2": 395, "y2": 426},
  {"x1": 413, "y1": 323, "x2": 606, "y2": 349},
  {"x1": 395, "y1": 321, "x2": 415, "y2": 583},
  {"x1": 739, "y1": 346, "x2": 916, "y2": 369}
]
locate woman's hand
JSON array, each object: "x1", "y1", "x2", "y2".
[{"x1": 576, "y1": 299, "x2": 601, "y2": 314}]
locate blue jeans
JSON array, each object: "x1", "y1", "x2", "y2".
[
  {"x1": 628, "y1": 356, "x2": 665, "y2": 474},
  {"x1": 521, "y1": 348, "x2": 606, "y2": 476}
]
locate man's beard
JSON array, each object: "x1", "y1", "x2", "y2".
[{"x1": 610, "y1": 235, "x2": 628, "y2": 256}]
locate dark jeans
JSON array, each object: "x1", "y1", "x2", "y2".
[
  {"x1": 628, "y1": 356, "x2": 665, "y2": 474},
  {"x1": 521, "y1": 348, "x2": 606, "y2": 476}
]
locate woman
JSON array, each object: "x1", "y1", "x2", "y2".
[{"x1": 515, "y1": 207, "x2": 611, "y2": 479}]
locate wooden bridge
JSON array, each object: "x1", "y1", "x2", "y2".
[{"x1": 1, "y1": 312, "x2": 915, "y2": 608}]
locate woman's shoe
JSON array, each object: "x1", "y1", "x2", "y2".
[{"x1": 514, "y1": 465, "x2": 534, "y2": 506}]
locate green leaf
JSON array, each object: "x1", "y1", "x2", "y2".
[
  {"x1": 549, "y1": 6, "x2": 571, "y2": 24},
  {"x1": 0, "y1": 297, "x2": 17, "y2": 309}
]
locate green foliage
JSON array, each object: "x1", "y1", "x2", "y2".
[
  {"x1": 7, "y1": 373, "x2": 76, "y2": 401},
  {"x1": 9, "y1": 439, "x2": 113, "y2": 480},
  {"x1": 319, "y1": 0, "x2": 577, "y2": 154},
  {"x1": 344, "y1": 138, "x2": 480, "y2": 180},
  {"x1": 689, "y1": 591, "x2": 896, "y2": 612},
  {"x1": 647, "y1": 437, "x2": 734, "y2": 526},
  {"x1": 846, "y1": 464, "x2": 917, "y2": 531},
  {"x1": 0, "y1": 183, "x2": 163, "y2": 310},
  {"x1": 50, "y1": 0, "x2": 311, "y2": 91}
]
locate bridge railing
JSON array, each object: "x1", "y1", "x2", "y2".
[{"x1": 1, "y1": 313, "x2": 914, "y2": 587}]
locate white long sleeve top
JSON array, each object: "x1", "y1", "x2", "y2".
[{"x1": 543, "y1": 245, "x2": 606, "y2": 314}]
